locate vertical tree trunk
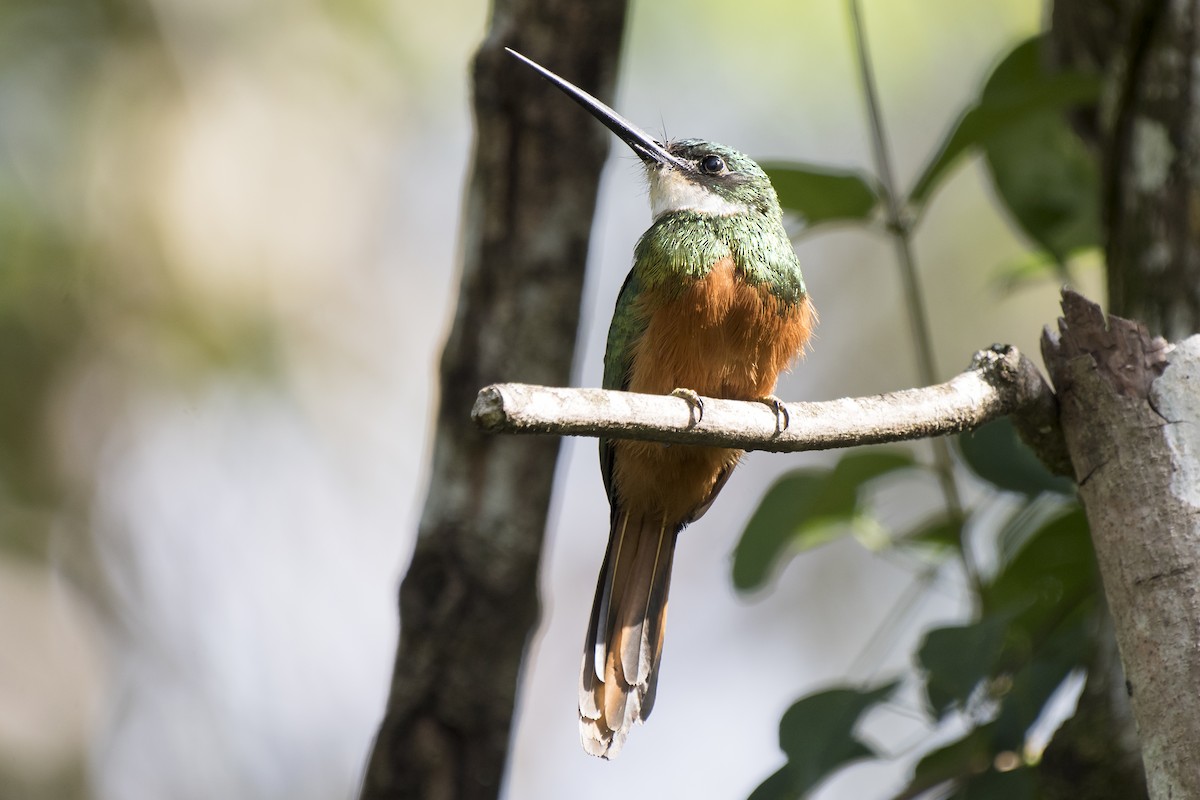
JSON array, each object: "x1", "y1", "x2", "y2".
[
  {"x1": 1099, "y1": 0, "x2": 1200, "y2": 339},
  {"x1": 1042, "y1": 293, "x2": 1200, "y2": 800},
  {"x1": 358, "y1": 3, "x2": 628, "y2": 798},
  {"x1": 1036, "y1": 2, "x2": 1200, "y2": 792},
  {"x1": 1052, "y1": 0, "x2": 1200, "y2": 339}
]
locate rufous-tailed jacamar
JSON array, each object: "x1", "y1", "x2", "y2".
[{"x1": 508, "y1": 49, "x2": 815, "y2": 759}]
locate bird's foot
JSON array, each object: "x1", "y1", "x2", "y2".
[
  {"x1": 670, "y1": 388, "x2": 704, "y2": 427},
  {"x1": 758, "y1": 394, "x2": 790, "y2": 435}
]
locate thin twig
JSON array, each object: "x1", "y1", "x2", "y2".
[{"x1": 848, "y1": 0, "x2": 972, "y2": 582}]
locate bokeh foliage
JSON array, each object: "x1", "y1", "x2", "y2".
[
  {"x1": 738, "y1": 31, "x2": 1102, "y2": 799},
  {"x1": 0, "y1": 0, "x2": 287, "y2": 563}
]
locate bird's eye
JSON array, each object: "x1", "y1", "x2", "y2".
[{"x1": 700, "y1": 154, "x2": 726, "y2": 174}]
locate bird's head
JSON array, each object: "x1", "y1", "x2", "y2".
[
  {"x1": 644, "y1": 139, "x2": 779, "y2": 220},
  {"x1": 507, "y1": 49, "x2": 780, "y2": 221}
]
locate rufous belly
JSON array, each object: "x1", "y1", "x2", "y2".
[{"x1": 612, "y1": 257, "x2": 815, "y2": 523}]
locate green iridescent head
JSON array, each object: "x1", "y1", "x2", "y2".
[{"x1": 648, "y1": 139, "x2": 780, "y2": 220}]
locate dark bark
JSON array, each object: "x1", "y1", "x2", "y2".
[
  {"x1": 358, "y1": 3, "x2": 629, "y2": 798},
  {"x1": 1052, "y1": 0, "x2": 1200, "y2": 339}
]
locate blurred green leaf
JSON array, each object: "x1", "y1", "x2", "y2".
[
  {"x1": 902, "y1": 725, "x2": 996, "y2": 797},
  {"x1": 750, "y1": 682, "x2": 898, "y2": 800},
  {"x1": 979, "y1": 40, "x2": 1101, "y2": 264},
  {"x1": 985, "y1": 506, "x2": 1093, "y2": 630},
  {"x1": 733, "y1": 470, "x2": 824, "y2": 591},
  {"x1": 901, "y1": 513, "x2": 963, "y2": 551},
  {"x1": 929, "y1": 511, "x2": 1092, "y2": 763},
  {"x1": 806, "y1": 451, "x2": 917, "y2": 519},
  {"x1": 991, "y1": 249, "x2": 1070, "y2": 291},
  {"x1": 954, "y1": 766, "x2": 1036, "y2": 800},
  {"x1": 733, "y1": 451, "x2": 916, "y2": 591},
  {"x1": 959, "y1": 418, "x2": 1075, "y2": 497},
  {"x1": 763, "y1": 162, "x2": 880, "y2": 227},
  {"x1": 778, "y1": 683, "x2": 896, "y2": 760},
  {"x1": 0, "y1": 210, "x2": 84, "y2": 515},
  {"x1": 992, "y1": 633, "x2": 1088, "y2": 747},
  {"x1": 983, "y1": 123, "x2": 1099, "y2": 265},
  {"x1": 993, "y1": 495, "x2": 1075, "y2": 571},
  {"x1": 912, "y1": 503, "x2": 1094, "y2": 734},
  {"x1": 908, "y1": 35, "x2": 1100, "y2": 217},
  {"x1": 898, "y1": 725, "x2": 1036, "y2": 800},
  {"x1": 919, "y1": 615, "x2": 1011, "y2": 717}
]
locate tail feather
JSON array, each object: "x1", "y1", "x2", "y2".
[
  {"x1": 638, "y1": 522, "x2": 674, "y2": 720},
  {"x1": 579, "y1": 508, "x2": 679, "y2": 758}
]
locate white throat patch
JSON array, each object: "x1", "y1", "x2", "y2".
[{"x1": 647, "y1": 168, "x2": 748, "y2": 219}]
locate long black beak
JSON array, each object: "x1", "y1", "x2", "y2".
[{"x1": 506, "y1": 48, "x2": 687, "y2": 171}]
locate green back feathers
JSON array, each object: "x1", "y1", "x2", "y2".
[{"x1": 633, "y1": 212, "x2": 806, "y2": 304}]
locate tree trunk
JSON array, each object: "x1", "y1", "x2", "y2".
[
  {"x1": 1037, "y1": 2, "x2": 1200, "y2": 791},
  {"x1": 1042, "y1": 292, "x2": 1200, "y2": 800},
  {"x1": 357, "y1": 3, "x2": 629, "y2": 798},
  {"x1": 1051, "y1": 0, "x2": 1200, "y2": 339}
]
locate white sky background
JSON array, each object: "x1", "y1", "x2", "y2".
[{"x1": 0, "y1": 1, "x2": 1105, "y2": 798}]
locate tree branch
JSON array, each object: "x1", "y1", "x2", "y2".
[{"x1": 474, "y1": 345, "x2": 1067, "y2": 468}]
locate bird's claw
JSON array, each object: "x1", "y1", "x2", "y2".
[
  {"x1": 670, "y1": 388, "x2": 704, "y2": 427},
  {"x1": 759, "y1": 394, "x2": 789, "y2": 435}
]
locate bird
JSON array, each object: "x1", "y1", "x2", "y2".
[{"x1": 507, "y1": 48, "x2": 815, "y2": 759}]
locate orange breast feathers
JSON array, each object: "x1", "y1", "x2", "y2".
[
  {"x1": 611, "y1": 257, "x2": 815, "y2": 523},
  {"x1": 627, "y1": 256, "x2": 814, "y2": 399}
]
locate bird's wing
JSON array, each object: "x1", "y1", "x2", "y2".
[{"x1": 599, "y1": 268, "x2": 646, "y2": 503}]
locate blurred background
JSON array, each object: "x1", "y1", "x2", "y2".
[{"x1": 0, "y1": 0, "x2": 1100, "y2": 798}]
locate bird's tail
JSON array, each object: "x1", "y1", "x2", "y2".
[{"x1": 579, "y1": 508, "x2": 679, "y2": 758}]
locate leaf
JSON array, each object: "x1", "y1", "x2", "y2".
[
  {"x1": 992, "y1": 624, "x2": 1090, "y2": 746},
  {"x1": 908, "y1": 35, "x2": 1100, "y2": 213},
  {"x1": 820, "y1": 450, "x2": 917, "y2": 509},
  {"x1": 979, "y1": 40, "x2": 1101, "y2": 264},
  {"x1": 984, "y1": 506, "x2": 1093, "y2": 629},
  {"x1": 895, "y1": 726, "x2": 1035, "y2": 800},
  {"x1": 896, "y1": 511, "x2": 1094, "y2": 798},
  {"x1": 749, "y1": 767, "x2": 805, "y2": 800},
  {"x1": 993, "y1": 495, "x2": 1075, "y2": 571},
  {"x1": 901, "y1": 513, "x2": 964, "y2": 551},
  {"x1": 750, "y1": 682, "x2": 899, "y2": 800},
  {"x1": 991, "y1": 249, "x2": 1070, "y2": 291},
  {"x1": 733, "y1": 451, "x2": 916, "y2": 591},
  {"x1": 733, "y1": 470, "x2": 825, "y2": 591},
  {"x1": 919, "y1": 615, "x2": 1011, "y2": 717},
  {"x1": 763, "y1": 162, "x2": 880, "y2": 227},
  {"x1": 983, "y1": 113, "x2": 1099, "y2": 265},
  {"x1": 955, "y1": 766, "x2": 1035, "y2": 800},
  {"x1": 892, "y1": 725, "x2": 995, "y2": 799},
  {"x1": 959, "y1": 417, "x2": 1075, "y2": 497},
  {"x1": 986, "y1": 508, "x2": 1095, "y2": 740}
]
